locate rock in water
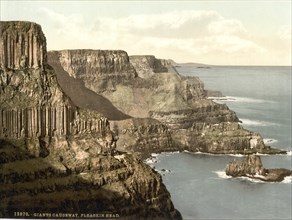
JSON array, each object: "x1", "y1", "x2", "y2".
[
  {"x1": 225, "y1": 155, "x2": 292, "y2": 182},
  {"x1": 226, "y1": 155, "x2": 265, "y2": 176},
  {"x1": 0, "y1": 21, "x2": 182, "y2": 219}
]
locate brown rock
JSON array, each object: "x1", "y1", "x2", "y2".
[
  {"x1": 48, "y1": 50, "x2": 286, "y2": 156},
  {"x1": 225, "y1": 155, "x2": 292, "y2": 182},
  {"x1": 0, "y1": 21, "x2": 46, "y2": 69},
  {"x1": 129, "y1": 55, "x2": 168, "y2": 79}
]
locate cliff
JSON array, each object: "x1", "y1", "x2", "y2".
[
  {"x1": 0, "y1": 21, "x2": 46, "y2": 70},
  {"x1": 0, "y1": 140, "x2": 181, "y2": 219},
  {"x1": 112, "y1": 118, "x2": 178, "y2": 159},
  {"x1": 52, "y1": 49, "x2": 137, "y2": 93},
  {"x1": 48, "y1": 51, "x2": 285, "y2": 159},
  {"x1": 129, "y1": 55, "x2": 168, "y2": 79},
  {"x1": 0, "y1": 21, "x2": 181, "y2": 219},
  {"x1": 47, "y1": 51, "x2": 131, "y2": 121}
]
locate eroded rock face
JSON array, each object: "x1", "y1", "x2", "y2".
[
  {"x1": 0, "y1": 21, "x2": 181, "y2": 219},
  {"x1": 112, "y1": 118, "x2": 177, "y2": 159},
  {"x1": 0, "y1": 140, "x2": 182, "y2": 219},
  {"x1": 47, "y1": 51, "x2": 131, "y2": 121},
  {"x1": 52, "y1": 50, "x2": 137, "y2": 93},
  {"x1": 129, "y1": 55, "x2": 168, "y2": 79},
  {"x1": 0, "y1": 22, "x2": 108, "y2": 156},
  {"x1": 48, "y1": 51, "x2": 285, "y2": 158},
  {"x1": 225, "y1": 155, "x2": 292, "y2": 182},
  {"x1": 0, "y1": 21, "x2": 46, "y2": 69}
]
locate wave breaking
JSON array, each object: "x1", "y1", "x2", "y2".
[
  {"x1": 209, "y1": 96, "x2": 275, "y2": 104},
  {"x1": 214, "y1": 171, "x2": 292, "y2": 184}
]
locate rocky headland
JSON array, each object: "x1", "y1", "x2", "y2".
[
  {"x1": 225, "y1": 155, "x2": 292, "y2": 182},
  {"x1": 0, "y1": 21, "x2": 182, "y2": 219},
  {"x1": 47, "y1": 50, "x2": 287, "y2": 160}
]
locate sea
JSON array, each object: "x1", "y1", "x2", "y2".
[{"x1": 145, "y1": 66, "x2": 292, "y2": 220}]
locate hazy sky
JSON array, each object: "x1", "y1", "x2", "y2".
[{"x1": 1, "y1": 0, "x2": 291, "y2": 65}]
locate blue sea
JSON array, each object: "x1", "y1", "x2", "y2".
[{"x1": 146, "y1": 66, "x2": 292, "y2": 220}]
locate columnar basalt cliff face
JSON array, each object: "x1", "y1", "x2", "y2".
[
  {"x1": 0, "y1": 23, "x2": 108, "y2": 154},
  {"x1": 0, "y1": 21, "x2": 46, "y2": 69},
  {"x1": 0, "y1": 21, "x2": 182, "y2": 219}
]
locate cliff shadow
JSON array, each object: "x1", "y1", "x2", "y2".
[{"x1": 47, "y1": 52, "x2": 131, "y2": 121}]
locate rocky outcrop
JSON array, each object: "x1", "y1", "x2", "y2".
[
  {"x1": 51, "y1": 50, "x2": 137, "y2": 94},
  {"x1": 225, "y1": 155, "x2": 292, "y2": 182},
  {"x1": 150, "y1": 100, "x2": 239, "y2": 130},
  {"x1": 49, "y1": 51, "x2": 286, "y2": 157},
  {"x1": 0, "y1": 140, "x2": 182, "y2": 219},
  {"x1": 0, "y1": 21, "x2": 181, "y2": 219},
  {"x1": 0, "y1": 21, "x2": 46, "y2": 69},
  {"x1": 204, "y1": 90, "x2": 223, "y2": 97},
  {"x1": 129, "y1": 55, "x2": 168, "y2": 79},
  {"x1": 112, "y1": 118, "x2": 177, "y2": 159},
  {"x1": 175, "y1": 122, "x2": 285, "y2": 154}
]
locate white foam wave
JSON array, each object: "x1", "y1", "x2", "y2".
[
  {"x1": 287, "y1": 151, "x2": 292, "y2": 156},
  {"x1": 255, "y1": 152, "x2": 268, "y2": 156},
  {"x1": 237, "y1": 176, "x2": 265, "y2": 183},
  {"x1": 209, "y1": 96, "x2": 275, "y2": 104},
  {"x1": 151, "y1": 153, "x2": 159, "y2": 157},
  {"x1": 144, "y1": 157, "x2": 157, "y2": 164},
  {"x1": 228, "y1": 154, "x2": 245, "y2": 157},
  {"x1": 215, "y1": 171, "x2": 291, "y2": 184},
  {"x1": 160, "y1": 151, "x2": 180, "y2": 156},
  {"x1": 263, "y1": 138, "x2": 278, "y2": 144},
  {"x1": 213, "y1": 171, "x2": 232, "y2": 179},
  {"x1": 188, "y1": 151, "x2": 220, "y2": 156},
  {"x1": 187, "y1": 151, "x2": 246, "y2": 158},
  {"x1": 240, "y1": 118, "x2": 278, "y2": 127},
  {"x1": 145, "y1": 151, "x2": 180, "y2": 164},
  {"x1": 282, "y1": 176, "x2": 292, "y2": 184}
]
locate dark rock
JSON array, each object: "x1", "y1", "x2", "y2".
[{"x1": 225, "y1": 155, "x2": 292, "y2": 182}]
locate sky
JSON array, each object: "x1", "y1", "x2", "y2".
[{"x1": 0, "y1": 0, "x2": 291, "y2": 65}]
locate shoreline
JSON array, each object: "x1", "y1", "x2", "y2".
[
  {"x1": 144, "y1": 149, "x2": 292, "y2": 164},
  {"x1": 144, "y1": 151, "x2": 292, "y2": 184},
  {"x1": 141, "y1": 147, "x2": 289, "y2": 161},
  {"x1": 214, "y1": 170, "x2": 292, "y2": 184}
]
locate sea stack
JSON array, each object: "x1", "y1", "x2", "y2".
[{"x1": 225, "y1": 155, "x2": 292, "y2": 182}]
